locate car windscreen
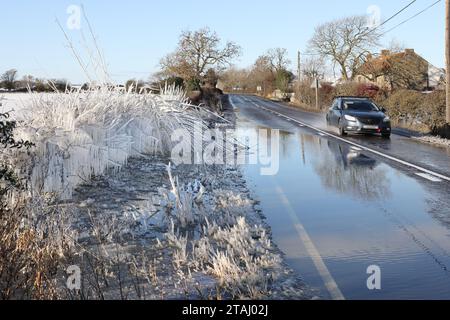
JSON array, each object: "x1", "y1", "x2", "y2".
[{"x1": 343, "y1": 100, "x2": 379, "y2": 112}]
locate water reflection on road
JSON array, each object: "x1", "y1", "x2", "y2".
[
  {"x1": 238, "y1": 124, "x2": 450, "y2": 300},
  {"x1": 310, "y1": 136, "x2": 391, "y2": 201}
]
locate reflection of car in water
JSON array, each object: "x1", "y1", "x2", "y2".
[
  {"x1": 312, "y1": 139, "x2": 389, "y2": 201},
  {"x1": 327, "y1": 140, "x2": 377, "y2": 169},
  {"x1": 326, "y1": 96, "x2": 392, "y2": 139}
]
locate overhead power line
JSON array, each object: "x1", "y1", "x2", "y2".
[
  {"x1": 301, "y1": 1, "x2": 437, "y2": 56},
  {"x1": 372, "y1": 0, "x2": 418, "y2": 32},
  {"x1": 302, "y1": 1, "x2": 420, "y2": 56},
  {"x1": 381, "y1": 0, "x2": 443, "y2": 35}
]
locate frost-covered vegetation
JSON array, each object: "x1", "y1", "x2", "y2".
[
  {"x1": 0, "y1": 85, "x2": 210, "y2": 299},
  {"x1": 1, "y1": 110, "x2": 72, "y2": 299},
  {"x1": 162, "y1": 165, "x2": 285, "y2": 299},
  {"x1": 4, "y1": 85, "x2": 207, "y2": 200},
  {"x1": 59, "y1": 159, "x2": 305, "y2": 300},
  {"x1": 0, "y1": 86, "x2": 305, "y2": 300}
]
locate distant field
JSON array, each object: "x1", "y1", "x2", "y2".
[{"x1": 0, "y1": 92, "x2": 35, "y2": 114}]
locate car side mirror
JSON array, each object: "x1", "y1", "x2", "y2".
[{"x1": 381, "y1": 107, "x2": 387, "y2": 113}]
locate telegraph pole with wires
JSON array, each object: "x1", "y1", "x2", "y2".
[
  {"x1": 297, "y1": 51, "x2": 302, "y2": 91},
  {"x1": 446, "y1": 0, "x2": 450, "y2": 123}
]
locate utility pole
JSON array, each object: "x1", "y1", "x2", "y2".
[
  {"x1": 315, "y1": 78, "x2": 320, "y2": 110},
  {"x1": 297, "y1": 51, "x2": 301, "y2": 102},
  {"x1": 446, "y1": 0, "x2": 450, "y2": 123}
]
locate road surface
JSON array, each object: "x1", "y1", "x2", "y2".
[{"x1": 230, "y1": 94, "x2": 450, "y2": 300}]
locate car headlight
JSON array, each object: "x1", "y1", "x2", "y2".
[
  {"x1": 344, "y1": 115, "x2": 357, "y2": 122},
  {"x1": 383, "y1": 117, "x2": 391, "y2": 123}
]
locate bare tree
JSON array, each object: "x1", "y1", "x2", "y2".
[
  {"x1": 308, "y1": 16, "x2": 381, "y2": 81},
  {"x1": 302, "y1": 56, "x2": 326, "y2": 80},
  {"x1": 266, "y1": 48, "x2": 291, "y2": 73},
  {"x1": 249, "y1": 50, "x2": 293, "y2": 94},
  {"x1": 249, "y1": 55, "x2": 276, "y2": 95},
  {"x1": 220, "y1": 67, "x2": 250, "y2": 92},
  {"x1": 160, "y1": 28, "x2": 241, "y2": 86},
  {"x1": 387, "y1": 39, "x2": 406, "y2": 54},
  {"x1": 1, "y1": 69, "x2": 18, "y2": 91},
  {"x1": 254, "y1": 55, "x2": 273, "y2": 73},
  {"x1": 20, "y1": 75, "x2": 36, "y2": 89}
]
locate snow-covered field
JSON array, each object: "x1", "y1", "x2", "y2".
[{"x1": 0, "y1": 92, "x2": 35, "y2": 114}]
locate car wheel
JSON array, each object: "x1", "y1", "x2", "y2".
[
  {"x1": 382, "y1": 133, "x2": 391, "y2": 139},
  {"x1": 338, "y1": 120, "x2": 347, "y2": 136}
]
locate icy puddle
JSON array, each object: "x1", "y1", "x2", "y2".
[{"x1": 237, "y1": 123, "x2": 450, "y2": 299}]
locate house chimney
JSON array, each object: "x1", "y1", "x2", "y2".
[
  {"x1": 381, "y1": 50, "x2": 391, "y2": 56},
  {"x1": 405, "y1": 49, "x2": 415, "y2": 55}
]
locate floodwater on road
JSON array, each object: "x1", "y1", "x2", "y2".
[{"x1": 234, "y1": 98, "x2": 450, "y2": 300}]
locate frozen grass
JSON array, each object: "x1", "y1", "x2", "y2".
[
  {"x1": 0, "y1": 193, "x2": 79, "y2": 299},
  {"x1": 5, "y1": 86, "x2": 208, "y2": 200},
  {"x1": 162, "y1": 165, "x2": 283, "y2": 300}
]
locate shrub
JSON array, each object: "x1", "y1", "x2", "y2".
[
  {"x1": 295, "y1": 81, "x2": 336, "y2": 110},
  {"x1": 34, "y1": 80, "x2": 51, "y2": 92},
  {"x1": 1, "y1": 112, "x2": 66, "y2": 299},
  {"x1": 275, "y1": 69, "x2": 294, "y2": 93},
  {"x1": 201, "y1": 87, "x2": 223, "y2": 112},
  {"x1": 186, "y1": 78, "x2": 201, "y2": 92},
  {"x1": 125, "y1": 79, "x2": 145, "y2": 92},
  {"x1": 319, "y1": 83, "x2": 335, "y2": 109},
  {"x1": 356, "y1": 83, "x2": 380, "y2": 99},
  {"x1": 295, "y1": 82, "x2": 315, "y2": 107},
  {"x1": 381, "y1": 89, "x2": 423, "y2": 125},
  {"x1": 380, "y1": 89, "x2": 446, "y2": 130},
  {"x1": 10, "y1": 85, "x2": 208, "y2": 200},
  {"x1": 50, "y1": 79, "x2": 71, "y2": 92},
  {"x1": 422, "y1": 90, "x2": 447, "y2": 129},
  {"x1": 335, "y1": 82, "x2": 359, "y2": 97},
  {"x1": 203, "y1": 69, "x2": 218, "y2": 88}
]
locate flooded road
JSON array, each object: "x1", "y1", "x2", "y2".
[{"x1": 231, "y1": 95, "x2": 450, "y2": 300}]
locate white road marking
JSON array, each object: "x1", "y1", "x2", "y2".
[
  {"x1": 249, "y1": 100, "x2": 450, "y2": 183},
  {"x1": 415, "y1": 173, "x2": 443, "y2": 182},
  {"x1": 275, "y1": 186, "x2": 345, "y2": 301}
]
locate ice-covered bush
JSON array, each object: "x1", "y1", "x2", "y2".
[
  {"x1": 1, "y1": 111, "x2": 75, "y2": 300},
  {"x1": 8, "y1": 85, "x2": 208, "y2": 199}
]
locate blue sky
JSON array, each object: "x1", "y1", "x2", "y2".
[{"x1": 0, "y1": 0, "x2": 445, "y2": 84}]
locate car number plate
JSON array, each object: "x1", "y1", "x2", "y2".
[{"x1": 363, "y1": 125, "x2": 379, "y2": 130}]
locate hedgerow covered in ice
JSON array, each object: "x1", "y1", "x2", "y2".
[
  {"x1": 0, "y1": 84, "x2": 212, "y2": 298},
  {"x1": 6, "y1": 85, "x2": 207, "y2": 200}
]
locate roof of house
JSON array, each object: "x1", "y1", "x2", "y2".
[{"x1": 357, "y1": 49, "x2": 426, "y2": 76}]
